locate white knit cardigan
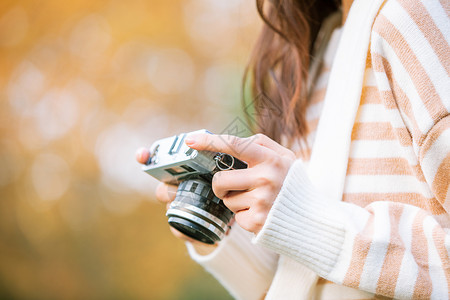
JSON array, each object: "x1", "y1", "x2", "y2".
[{"x1": 188, "y1": 0, "x2": 387, "y2": 299}]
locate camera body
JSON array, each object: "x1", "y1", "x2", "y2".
[{"x1": 142, "y1": 129, "x2": 247, "y2": 244}]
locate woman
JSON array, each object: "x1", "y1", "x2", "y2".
[{"x1": 137, "y1": 0, "x2": 450, "y2": 298}]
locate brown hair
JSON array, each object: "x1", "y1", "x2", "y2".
[{"x1": 243, "y1": 0, "x2": 339, "y2": 147}]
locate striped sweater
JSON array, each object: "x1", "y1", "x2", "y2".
[{"x1": 187, "y1": 0, "x2": 450, "y2": 299}]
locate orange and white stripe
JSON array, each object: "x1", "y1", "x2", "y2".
[{"x1": 302, "y1": 0, "x2": 449, "y2": 297}]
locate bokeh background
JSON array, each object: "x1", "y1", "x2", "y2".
[{"x1": 0, "y1": 0, "x2": 261, "y2": 299}]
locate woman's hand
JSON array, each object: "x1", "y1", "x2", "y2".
[
  {"x1": 185, "y1": 133, "x2": 296, "y2": 235},
  {"x1": 135, "y1": 148, "x2": 218, "y2": 254}
]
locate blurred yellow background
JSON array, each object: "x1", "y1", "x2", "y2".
[{"x1": 0, "y1": 0, "x2": 260, "y2": 299}]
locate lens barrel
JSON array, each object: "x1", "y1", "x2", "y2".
[{"x1": 166, "y1": 178, "x2": 233, "y2": 244}]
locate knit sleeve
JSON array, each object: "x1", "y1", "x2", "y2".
[
  {"x1": 254, "y1": 0, "x2": 450, "y2": 299},
  {"x1": 186, "y1": 224, "x2": 278, "y2": 300},
  {"x1": 254, "y1": 160, "x2": 450, "y2": 299}
]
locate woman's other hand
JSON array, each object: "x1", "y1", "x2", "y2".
[{"x1": 135, "y1": 147, "x2": 218, "y2": 253}]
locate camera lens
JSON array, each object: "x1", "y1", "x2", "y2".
[{"x1": 166, "y1": 178, "x2": 233, "y2": 244}]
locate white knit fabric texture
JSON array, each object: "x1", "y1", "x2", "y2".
[{"x1": 187, "y1": 225, "x2": 278, "y2": 300}]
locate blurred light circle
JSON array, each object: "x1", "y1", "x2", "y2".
[
  {"x1": 18, "y1": 117, "x2": 46, "y2": 150},
  {"x1": 111, "y1": 41, "x2": 153, "y2": 86},
  {"x1": 26, "y1": 38, "x2": 65, "y2": 75},
  {"x1": 183, "y1": 0, "x2": 247, "y2": 57},
  {"x1": 34, "y1": 89, "x2": 79, "y2": 141},
  {"x1": 146, "y1": 48, "x2": 195, "y2": 95},
  {"x1": 80, "y1": 109, "x2": 115, "y2": 152},
  {"x1": 31, "y1": 153, "x2": 71, "y2": 202},
  {"x1": 8, "y1": 61, "x2": 45, "y2": 114},
  {"x1": 95, "y1": 122, "x2": 159, "y2": 202},
  {"x1": 69, "y1": 78, "x2": 103, "y2": 106},
  {"x1": 69, "y1": 14, "x2": 111, "y2": 59},
  {"x1": 202, "y1": 62, "x2": 241, "y2": 106}
]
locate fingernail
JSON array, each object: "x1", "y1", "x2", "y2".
[
  {"x1": 135, "y1": 147, "x2": 150, "y2": 164},
  {"x1": 184, "y1": 134, "x2": 197, "y2": 146}
]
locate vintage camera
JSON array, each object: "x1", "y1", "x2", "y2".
[{"x1": 142, "y1": 129, "x2": 247, "y2": 244}]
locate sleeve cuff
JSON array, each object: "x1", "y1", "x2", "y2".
[
  {"x1": 187, "y1": 224, "x2": 278, "y2": 300},
  {"x1": 253, "y1": 159, "x2": 347, "y2": 277}
]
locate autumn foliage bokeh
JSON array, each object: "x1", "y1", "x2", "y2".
[{"x1": 0, "y1": 0, "x2": 260, "y2": 299}]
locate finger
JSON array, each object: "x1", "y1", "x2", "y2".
[
  {"x1": 234, "y1": 208, "x2": 266, "y2": 234},
  {"x1": 169, "y1": 227, "x2": 198, "y2": 243},
  {"x1": 170, "y1": 227, "x2": 219, "y2": 253},
  {"x1": 185, "y1": 133, "x2": 270, "y2": 165},
  {"x1": 222, "y1": 190, "x2": 254, "y2": 213},
  {"x1": 135, "y1": 147, "x2": 150, "y2": 164},
  {"x1": 252, "y1": 133, "x2": 295, "y2": 158},
  {"x1": 155, "y1": 182, "x2": 178, "y2": 203},
  {"x1": 212, "y1": 168, "x2": 255, "y2": 199}
]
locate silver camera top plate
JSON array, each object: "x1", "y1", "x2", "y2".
[{"x1": 142, "y1": 129, "x2": 217, "y2": 184}]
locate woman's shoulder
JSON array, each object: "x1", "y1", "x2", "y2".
[
  {"x1": 368, "y1": 0, "x2": 449, "y2": 151},
  {"x1": 372, "y1": 0, "x2": 449, "y2": 38},
  {"x1": 370, "y1": 0, "x2": 449, "y2": 67}
]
